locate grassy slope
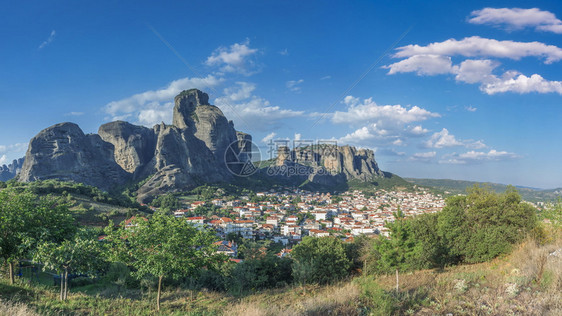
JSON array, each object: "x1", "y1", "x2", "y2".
[{"x1": 2, "y1": 235, "x2": 559, "y2": 315}]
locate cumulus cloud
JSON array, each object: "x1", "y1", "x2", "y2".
[
  {"x1": 425, "y1": 128, "x2": 463, "y2": 148},
  {"x1": 104, "y1": 75, "x2": 223, "y2": 126},
  {"x1": 440, "y1": 149, "x2": 519, "y2": 164},
  {"x1": 465, "y1": 106, "x2": 477, "y2": 112},
  {"x1": 286, "y1": 79, "x2": 304, "y2": 92},
  {"x1": 466, "y1": 140, "x2": 487, "y2": 149},
  {"x1": 205, "y1": 39, "x2": 259, "y2": 75},
  {"x1": 393, "y1": 36, "x2": 562, "y2": 64},
  {"x1": 39, "y1": 30, "x2": 56, "y2": 49},
  {"x1": 0, "y1": 143, "x2": 28, "y2": 165},
  {"x1": 410, "y1": 151, "x2": 437, "y2": 162},
  {"x1": 333, "y1": 96, "x2": 439, "y2": 148},
  {"x1": 425, "y1": 129, "x2": 487, "y2": 149},
  {"x1": 409, "y1": 125, "x2": 429, "y2": 136},
  {"x1": 454, "y1": 59, "x2": 499, "y2": 84},
  {"x1": 468, "y1": 7, "x2": 562, "y2": 34},
  {"x1": 261, "y1": 132, "x2": 277, "y2": 144},
  {"x1": 215, "y1": 82, "x2": 304, "y2": 131},
  {"x1": 384, "y1": 54, "x2": 454, "y2": 75},
  {"x1": 387, "y1": 54, "x2": 562, "y2": 95},
  {"x1": 333, "y1": 96, "x2": 440, "y2": 125},
  {"x1": 482, "y1": 72, "x2": 562, "y2": 95},
  {"x1": 0, "y1": 143, "x2": 27, "y2": 154}
]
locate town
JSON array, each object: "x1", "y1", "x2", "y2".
[{"x1": 145, "y1": 188, "x2": 446, "y2": 258}]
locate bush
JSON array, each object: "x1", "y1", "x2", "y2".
[{"x1": 291, "y1": 236, "x2": 351, "y2": 284}]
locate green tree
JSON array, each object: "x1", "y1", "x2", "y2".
[
  {"x1": 105, "y1": 212, "x2": 224, "y2": 311},
  {"x1": 291, "y1": 236, "x2": 351, "y2": 284},
  {"x1": 0, "y1": 190, "x2": 75, "y2": 284},
  {"x1": 33, "y1": 228, "x2": 105, "y2": 300},
  {"x1": 438, "y1": 185, "x2": 537, "y2": 263},
  {"x1": 151, "y1": 193, "x2": 180, "y2": 211}
]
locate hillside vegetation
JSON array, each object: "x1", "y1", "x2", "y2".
[{"x1": 1, "y1": 183, "x2": 560, "y2": 315}]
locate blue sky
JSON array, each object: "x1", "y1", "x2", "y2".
[{"x1": 1, "y1": 0, "x2": 562, "y2": 189}]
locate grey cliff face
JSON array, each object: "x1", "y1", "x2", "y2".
[
  {"x1": 274, "y1": 145, "x2": 383, "y2": 186},
  {"x1": 16, "y1": 90, "x2": 244, "y2": 201},
  {"x1": 18, "y1": 122, "x2": 131, "y2": 190},
  {"x1": 98, "y1": 121, "x2": 156, "y2": 176},
  {"x1": 172, "y1": 89, "x2": 238, "y2": 161}
]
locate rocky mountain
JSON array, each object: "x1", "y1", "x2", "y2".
[
  {"x1": 16, "y1": 88, "x2": 390, "y2": 201},
  {"x1": 266, "y1": 144, "x2": 385, "y2": 187},
  {"x1": 0, "y1": 157, "x2": 25, "y2": 181},
  {"x1": 18, "y1": 89, "x2": 249, "y2": 202}
]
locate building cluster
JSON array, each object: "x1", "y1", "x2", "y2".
[{"x1": 169, "y1": 188, "x2": 445, "y2": 247}]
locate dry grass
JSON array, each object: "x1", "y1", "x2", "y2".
[
  {"x1": 0, "y1": 299, "x2": 38, "y2": 316},
  {"x1": 225, "y1": 281, "x2": 360, "y2": 316}
]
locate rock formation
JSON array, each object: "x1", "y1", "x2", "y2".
[
  {"x1": 16, "y1": 88, "x2": 387, "y2": 201},
  {"x1": 18, "y1": 122, "x2": 131, "y2": 190},
  {"x1": 271, "y1": 144, "x2": 384, "y2": 186},
  {"x1": 0, "y1": 157, "x2": 24, "y2": 181},
  {"x1": 18, "y1": 89, "x2": 246, "y2": 202}
]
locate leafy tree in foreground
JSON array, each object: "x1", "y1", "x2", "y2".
[
  {"x1": 0, "y1": 190, "x2": 75, "y2": 284},
  {"x1": 438, "y1": 185, "x2": 537, "y2": 263},
  {"x1": 33, "y1": 229, "x2": 105, "y2": 300},
  {"x1": 371, "y1": 185, "x2": 538, "y2": 273},
  {"x1": 291, "y1": 236, "x2": 351, "y2": 284},
  {"x1": 105, "y1": 212, "x2": 224, "y2": 311}
]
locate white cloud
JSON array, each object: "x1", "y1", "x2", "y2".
[
  {"x1": 137, "y1": 102, "x2": 174, "y2": 126},
  {"x1": 279, "y1": 48, "x2": 289, "y2": 56},
  {"x1": 294, "y1": 133, "x2": 302, "y2": 141},
  {"x1": 0, "y1": 143, "x2": 28, "y2": 165},
  {"x1": 387, "y1": 54, "x2": 562, "y2": 95},
  {"x1": 465, "y1": 106, "x2": 477, "y2": 112},
  {"x1": 333, "y1": 96, "x2": 439, "y2": 148},
  {"x1": 333, "y1": 96, "x2": 440, "y2": 125},
  {"x1": 104, "y1": 75, "x2": 223, "y2": 126},
  {"x1": 320, "y1": 75, "x2": 332, "y2": 80},
  {"x1": 261, "y1": 132, "x2": 277, "y2": 144},
  {"x1": 222, "y1": 82, "x2": 256, "y2": 102},
  {"x1": 393, "y1": 36, "x2": 562, "y2": 64},
  {"x1": 466, "y1": 140, "x2": 487, "y2": 149},
  {"x1": 440, "y1": 149, "x2": 519, "y2": 164},
  {"x1": 39, "y1": 30, "x2": 56, "y2": 49},
  {"x1": 384, "y1": 54, "x2": 454, "y2": 75},
  {"x1": 409, "y1": 125, "x2": 429, "y2": 135},
  {"x1": 205, "y1": 39, "x2": 259, "y2": 75},
  {"x1": 468, "y1": 7, "x2": 562, "y2": 34},
  {"x1": 215, "y1": 83, "x2": 304, "y2": 131},
  {"x1": 454, "y1": 59, "x2": 498, "y2": 84},
  {"x1": 0, "y1": 143, "x2": 27, "y2": 154},
  {"x1": 410, "y1": 151, "x2": 436, "y2": 162},
  {"x1": 425, "y1": 128, "x2": 463, "y2": 148},
  {"x1": 482, "y1": 72, "x2": 562, "y2": 95},
  {"x1": 286, "y1": 79, "x2": 304, "y2": 92}
]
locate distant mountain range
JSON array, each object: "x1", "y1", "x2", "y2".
[{"x1": 406, "y1": 178, "x2": 562, "y2": 202}]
